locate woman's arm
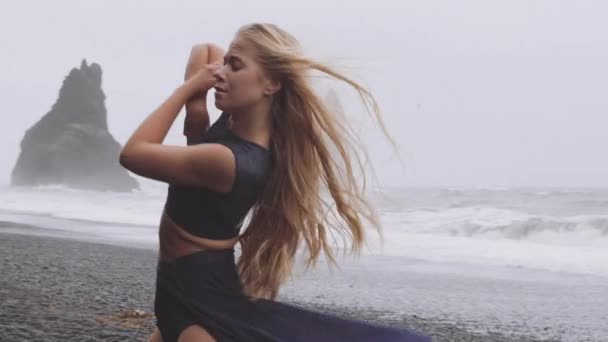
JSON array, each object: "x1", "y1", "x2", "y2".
[
  {"x1": 118, "y1": 65, "x2": 236, "y2": 190},
  {"x1": 183, "y1": 43, "x2": 225, "y2": 145},
  {"x1": 183, "y1": 101, "x2": 209, "y2": 145},
  {"x1": 121, "y1": 83, "x2": 194, "y2": 152}
]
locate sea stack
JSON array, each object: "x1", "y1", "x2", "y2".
[{"x1": 11, "y1": 59, "x2": 139, "y2": 192}]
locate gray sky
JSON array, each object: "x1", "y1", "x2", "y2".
[{"x1": 1, "y1": 0, "x2": 606, "y2": 189}]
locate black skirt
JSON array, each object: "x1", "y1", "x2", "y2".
[{"x1": 154, "y1": 248, "x2": 431, "y2": 342}]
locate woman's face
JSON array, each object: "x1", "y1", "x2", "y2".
[{"x1": 213, "y1": 36, "x2": 270, "y2": 111}]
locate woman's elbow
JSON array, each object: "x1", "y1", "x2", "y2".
[
  {"x1": 118, "y1": 150, "x2": 131, "y2": 169},
  {"x1": 119, "y1": 144, "x2": 150, "y2": 172},
  {"x1": 119, "y1": 146, "x2": 138, "y2": 170}
]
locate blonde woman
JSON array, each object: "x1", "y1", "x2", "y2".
[{"x1": 120, "y1": 23, "x2": 430, "y2": 342}]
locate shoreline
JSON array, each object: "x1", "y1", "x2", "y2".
[
  {"x1": 0, "y1": 232, "x2": 555, "y2": 342},
  {"x1": 1, "y1": 231, "x2": 558, "y2": 341}
]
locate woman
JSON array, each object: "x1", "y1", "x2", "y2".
[{"x1": 119, "y1": 23, "x2": 430, "y2": 342}]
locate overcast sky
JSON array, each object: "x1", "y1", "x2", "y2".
[{"x1": 1, "y1": 0, "x2": 606, "y2": 189}]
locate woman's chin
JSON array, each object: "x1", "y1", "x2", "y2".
[{"x1": 213, "y1": 99, "x2": 225, "y2": 111}]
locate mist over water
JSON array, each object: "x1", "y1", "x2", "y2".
[{"x1": 1, "y1": 1, "x2": 607, "y2": 189}]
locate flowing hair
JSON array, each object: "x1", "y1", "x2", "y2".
[{"x1": 234, "y1": 23, "x2": 397, "y2": 301}]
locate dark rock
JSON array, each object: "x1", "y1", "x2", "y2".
[{"x1": 11, "y1": 59, "x2": 139, "y2": 192}]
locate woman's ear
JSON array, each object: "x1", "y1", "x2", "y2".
[{"x1": 263, "y1": 78, "x2": 282, "y2": 96}]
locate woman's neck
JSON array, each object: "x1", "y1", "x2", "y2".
[{"x1": 227, "y1": 100, "x2": 273, "y2": 147}]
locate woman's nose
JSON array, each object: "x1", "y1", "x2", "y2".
[{"x1": 213, "y1": 65, "x2": 225, "y2": 81}]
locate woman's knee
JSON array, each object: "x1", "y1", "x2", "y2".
[
  {"x1": 178, "y1": 324, "x2": 216, "y2": 342},
  {"x1": 148, "y1": 327, "x2": 163, "y2": 342}
]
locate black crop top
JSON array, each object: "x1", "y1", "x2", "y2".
[{"x1": 163, "y1": 111, "x2": 273, "y2": 240}]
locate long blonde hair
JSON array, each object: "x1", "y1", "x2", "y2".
[{"x1": 235, "y1": 23, "x2": 396, "y2": 301}]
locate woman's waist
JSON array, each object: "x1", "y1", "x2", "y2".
[
  {"x1": 155, "y1": 248, "x2": 242, "y2": 295},
  {"x1": 158, "y1": 209, "x2": 239, "y2": 263},
  {"x1": 157, "y1": 246, "x2": 236, "y2": 270}
]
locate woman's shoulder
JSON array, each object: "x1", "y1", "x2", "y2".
[
  {"x1": 199, "y1": 111, "x2": 273, "y2": 182},
  {"x1": 216, "y1": 137, "x2": 273, "y2": 189},
  {"x1": 198, "y1": 111, "x2": 230, "y2": 142}
]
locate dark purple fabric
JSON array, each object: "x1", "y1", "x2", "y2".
[
  {"x1": 154, "y1": 249, "x2": 431, "y2": 342},
  {"x1": 164, "y1": 111, "x2": 273, "y2": 240}
]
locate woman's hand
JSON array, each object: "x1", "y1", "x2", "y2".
[
  {"x1": 184, "y1": 43, "x2": 225, "y2": 97},
  {"x1": 182, "y1": 43, "x2": 225, "y2": 143},
  {"x1": 183, "y1": 63, "x2": 222, "y2": 99},
  {"x1": 181, "y1": 64, "x2": 219, "y2": 143}
]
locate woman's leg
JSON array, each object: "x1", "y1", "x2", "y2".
[
  {"x1": 148, "y1": 327, "x2": 163, "y2": 342},
  {"x1": 178, "y1": 324, "x2": 216, "y2": 342}
]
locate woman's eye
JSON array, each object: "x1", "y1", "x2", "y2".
[{"x1": 223, "y1": 57, "x2": 242, "y2": 71}]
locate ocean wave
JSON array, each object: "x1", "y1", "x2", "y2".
[{"x1": 382, "y1": 207, "x2": 608, "y2": 245}]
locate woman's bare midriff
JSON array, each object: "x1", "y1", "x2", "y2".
[{"x1": 158, "y1": 209, "x2": 240, "y2": 262}]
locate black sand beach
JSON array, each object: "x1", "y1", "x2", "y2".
[{"x1": 1, "y1": 232, "x2": 558, "y2": 342}]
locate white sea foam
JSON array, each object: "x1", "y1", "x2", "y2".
[{"x1": 1, "y1": 184, "x2": 607, "y2": 277}]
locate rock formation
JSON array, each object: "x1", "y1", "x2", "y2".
[{"x1": 11, "y1": 59, "x2": 139, "y2": 192}]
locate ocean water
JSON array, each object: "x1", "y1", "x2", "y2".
[
  {"x1": 1, "y1": 181, "x2": 607, "y2": 341},
  {"x1": 1, "y1": 181, "x2": 607, "y2": 278}
]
